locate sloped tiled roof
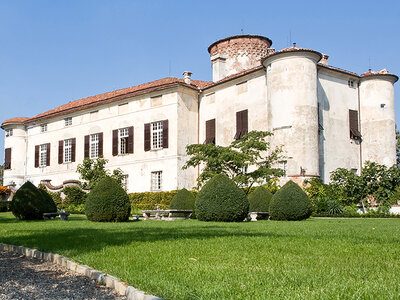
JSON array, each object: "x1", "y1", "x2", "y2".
[{"x1": 2, "y1": 117, "x2": 29, "y2": 125}]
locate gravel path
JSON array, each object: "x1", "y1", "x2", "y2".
[{"x1": 0, "y1": 251, "x2": 127, "y2": 300}]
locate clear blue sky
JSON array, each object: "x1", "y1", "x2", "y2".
[{"x1": 0, "y1": 0, "x2": 399, "y2": 163}]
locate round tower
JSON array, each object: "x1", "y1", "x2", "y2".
[
  {"x1": 359, "y1": 71, "x2": 398, "y2": 167},
  {"x1": 262, "y1": 47, "x2": 322, "y2": 180},
  {"x1": 208, "y1": 35, "x2": 273, "y2": 82},
  {"x1": 1, "y1": 118, "x2": 28, "y2": 188}
]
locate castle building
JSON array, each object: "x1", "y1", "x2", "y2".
[{"x1": 1, "y1": 35, "x2": 398, "y2": 192}]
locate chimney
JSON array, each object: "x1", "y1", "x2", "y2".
[
  {"x1": 293, "y1": 42, "x2": 297, "y2": 48},
  {"x1": 183, "y1": 71, "x2": 192, "y2": 85},
  {"x1": 320, "y1": 54, "x2": 329, "y2": 66}
]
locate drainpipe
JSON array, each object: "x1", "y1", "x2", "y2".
[{"x1": 357, "y1": 80, "x2": 362, "y2": 175}]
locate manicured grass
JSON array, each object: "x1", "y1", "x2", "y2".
[{"x1": 1, "y1": 212, "x2": 400, "y2": 299}]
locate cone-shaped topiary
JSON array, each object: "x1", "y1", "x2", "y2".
[
  {"x1": 11, "y1": 181, "x2": 53, "y2": 220},
  {"x1": 269, "y1": 180, "x2": 312, "y2": 221},
  {"x1": 248, "y1": 186, "x2": 273, "y2": 212},
  {"x1": 196, "y1": 174, "x2": 249, "y2": 222},
  {"x1": 38, "y1": 189, "x2": 58, "y2": 213},
  {"x1": 85, "y1": 176, "x2": 131, "y2": 222},
  {"x1": 170, "y1": 188, "x2": 196, "y2": 210}
]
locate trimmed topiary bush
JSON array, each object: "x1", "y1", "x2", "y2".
[
  {"x1": 248, "y1": 186, "x2": 273, "y2": 212},
  {"x1": 269, "y1": 180, "x2": 312, "y2": 221},
  {"x1": 38, "y1": 189, "x2": 58, "y2": 213},
  {"x1": 11, "y1": 181, "x2": 55, "y2": 220},
  {"x1": 196, "y1": 174, "x2": 249, "y2": 222},
  {"x1": 170, "y1": 188, "x2": 196, "y2": 210},
  {"x1": 85, "y1": 176, "x2": 131, "y2": 222}
]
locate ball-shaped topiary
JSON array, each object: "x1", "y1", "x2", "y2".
[
  {"x1": 196, "y1": 174, "x2": 249, "y2": 222},
  {"x1": 269, "y1": 180, "x2": 312, "y2": 221},
  {"x1": 170, "y1": 188, "x2": 196, "y2": 210},
  {"x1": 38, "y1": 189, "x2": 58, "y2": 213},
  {"x1": 85, "y1": 176, "x2": 131, "y2": 222},
  {"x1": 248, "y1": 186, "x2": 273, "y2": 212},
  {"x1": 11, "y1": 181, "x2": 53, "y2": 220}
]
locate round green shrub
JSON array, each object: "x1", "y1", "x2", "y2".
[
  {"x1": 196, "y1": 174, "x2": 249, "y2": 222},
  {"x1": 11, "y1": 181, "x2": 53, "y2": 220},
  {"x1": 269, "y1": 180, "x2": 312, "y2": 221},
  {"x1": 38, "y1": 189, "x2": 57, "y2": 213},
  {"x1": 85, "y1": 176, "x2": 131, "y2": 222},
  {"x1": 170, "y1": 188, "x2": 196, "y2": 210},
  {"x1": 62, "y1": 186, "x2": 87, "y2": 206},
  {"x1": 248, "y1": 186, "x2": 273, "y2": 212}
]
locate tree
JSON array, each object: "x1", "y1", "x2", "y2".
[
  {"x1": 76, "y1": 157, "x2": 124, "y2": 190},
  {"x1": 396, "y1": 127, "x2": 400, "y2": 166},
  {"x1": 183, "y1": 131, "x2": 285, "y2": 193}
]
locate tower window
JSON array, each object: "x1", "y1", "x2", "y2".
[
  {"x1": 5, "y1": 129, "x2": 13, "y2": 137},
  {"x1": 348, "y1": 80, "x2": 355, "y2": 88}
]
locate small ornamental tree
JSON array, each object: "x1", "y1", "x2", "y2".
[
  {"x1": 269, "y1": 181, "x2": 312, "y2": 221},
  {"x1": 196, "y1": 174, "x2": 249, "y2": 222},
  {"x1": 38, "y1": 189, "x2": 57, "y2": 213},
  {"x1": 11, "y1": 181, "x2": 55, "y2": 220},
  {"x1": 170, "y1": 188, "x2": 196, "y2": 211},
  {"x1": 85, "y1": 176, "x2": 131, "y2": 222},
  {"x1": 248, "y1": 186, "x2": 272, "y2": 213}
]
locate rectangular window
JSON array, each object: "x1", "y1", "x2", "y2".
[
  {"x1": 65, "y1": 117, "x2": 72, "y2": 127},
  {"x1": 41, "y1": 124, "x2": 47, "y2": 132},
  {"x1": 122, "y1": 174, "x2": 129, "y2": 191},
  {"x1": 119, "y1": 128, "x2": 129, "y2": 154},
  {"x1": 40, "y1": 144, "x2": 48, "y2": 167},
  {"x1": 90, "y1": 134, "x2": 99, "y2": 158},
  {"x1": 5, "y1": 129, "x2": 13, "y2": 137},
  {"x1": 349, "y1": 110, "x2": 361, "y2": 140},
  {"x1": 234, "y1": 109, "x2": 248, "y2": 140},
  {"x1": 64, "y1": 139, "x2": 73, "y2": 163},
  {"x1": 236, "y1": 81, "x2": 248, "y2": 94},
  {"x1": 348, "y1": 80, "x2": 355, "y2": 88},
  {"x1": 151, "y1": 171, "x2": 162, "y2": 191},
  {"x1": 4, "y1": 148, "x2": 11, "y2": 170},
  {"x1": 205, "y1": 119, "x2": 216, "y2": 144},
  {"x1": 279, "y1": 160, "x2": 287, "y2": 174},
  {"x1": 152, "y1": 121, "x2": 163, "y2": 149}
]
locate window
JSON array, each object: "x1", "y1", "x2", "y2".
[
  {"x1": 151, "y1": 171, "x2": 162, "y2": 191},
  {"x1": 234, "y1": 109, "x2": 248, "y2": 140},
  {"x1": 152, "y1": 121, "x2": 163, "y2": 149},
  {"x1": 90, "y1": 134, "x2": 99, "y2": 158},
  {"x1": 349, "y1": 110, "x2": 361, "y2": 140},
  {"x1": 5, "y1": 129, "x2": 13, "y2": 137},
  {"x1": 4, "y1": 148, "x2": 11, "y2": 170},
  {"x1": 64, "y1": 139, "x2": 73, "y2": 163},
  {"x1": 119, "y1": 128, "x2": 129, "y2": 154},
  {"x1": 348, "y1": 80, "x2": 355, "y2": 88},
  {"x1": 65, "y1": 117, "x2": 72, "y2": 127},
  {"x1": 41, "y1": 124, "x2": 47, "y2": 132},
  {"x1": 205, "y1": 119, "x2": 216, "y2": 144},
  {"x1": 279, "y1": 160, "x2": 287, "y2": 174},
  {"x1": 236, "y1": 81, "x2": 248, "y2": 94},
  {"x1": 40, "y1": 144, "x2": 48, "y2": 167},
  {"x1": 122, "y1": 174, "x2": 129, "y2": 191}
]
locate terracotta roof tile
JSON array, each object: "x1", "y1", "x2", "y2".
[
  {"x1": 317, "y1": 63, "x2": 359, "y2": 77},
  {"x1": 2, "y1": 117, "x2": 29, "y2": 126}
]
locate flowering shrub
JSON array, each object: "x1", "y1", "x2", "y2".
[{"x1": 0, "y1": 186, "x2": 10, "y2": 195}]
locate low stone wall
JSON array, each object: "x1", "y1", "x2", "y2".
[{"x1": 0, "y1": 243, "x2": 162, "y2": 300}]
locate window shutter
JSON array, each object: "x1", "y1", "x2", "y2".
[
  {"x1": 58, "y1": 140, "x2": 63, "y2": 164},
  {"x1": 242, "y1": 109, "x2": 248, "y2": 136},
  {"x1": 162, "y1": 119, "x2": 169, "y2": 148},
  {"x1": 128, "y1": 126, "x2": 134, "y2": 153},
  {"x1": 71, "y1": 138, "x2": 76, "y2": 162},
  {"x1": 349, "y1": 110, "x2": 361, "y2": 139},
  {"x1": 46, "y1": 143, "x2": 51, "y2": 166},
  {"x1": 4, "y1": 148, "x2": 11, "y2": 170},
  {"x1": 84, "y1": 135, "x2": 90, "y2": 158},
  {"x1": 98, "y1": 132, "x2": 103, "y2": 157},
  {"x1": 112, "y1": 129, "x2": 118, "y2": 156},
  {"x1": 205, "y1": 119, "x2": 216, "y2": 144},
  {"x1": 234, "y1": 111, "x2": 242, "y2": 140},
  {"x1": 35, "y1": 145, "x2": 39, "y2": 168},
  {"x1": 144, "y1": 123, "x2": 151, "y2": 151}
]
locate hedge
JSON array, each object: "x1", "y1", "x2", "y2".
[{"x1": 129, "y1": 190, "x2": 198, "y2": 210}]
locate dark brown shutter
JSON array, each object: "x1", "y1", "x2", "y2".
[
  {"x1": 98, "y1": 132, "x2": 103, "y2": 157},
  {"x1": 144, "y1": 123, "x2": 151, "y2": 151},
  {"x1": 84, "y1": 135, "x2": 90, "y2": 158},
  {"x1": 235, "y1": 111, "x2": 242, "y2": 140},
  {"x1": 58, "y1": 140, "x2": 63, "y2": 164},
  {"x1": 128, "y1": 126, "x2": 134, "y2": 153},
  {"x1": 46, "y1": 143, "x2": 51, "y2": 166},
  {"x1": 205, "y1": 119, "x2": 216, "y2": 144},
  {"x1": 4, "y1": 148, "x2": 11, "y2": 170},
  {"x1": 162, "y1": 119, "x2": 169, "y2": 148},
  {"x1": 71, "y1": 138, "x2": 76, "y2": 162},
  {"x1": 112, "y1": 129, "x2": 119, "y2": 156},
  {"x1": 35, "y1": 145, "x2": 39, "y2": 168},
  {"x1": 242, "y1": 109, "x2": 248, "y2": 136},
  {"x1": 349, "y1": 110, "x2": 360, "y2": 139}
]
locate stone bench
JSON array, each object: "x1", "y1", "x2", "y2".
[
  {"x1": 43, "y1": 212, "x2": 70, "y2": 221},
  {"x1": 142, "y1": 209, "x2": 193, "y2": 221},
  {"x1": 249, "y1": 212, "x2": 269, "y2": 221}
]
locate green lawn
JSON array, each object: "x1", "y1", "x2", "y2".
[{"x1": 0, "y1": 212, "x2": 399, "y2": 299}]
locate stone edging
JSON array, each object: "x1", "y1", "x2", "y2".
[{"x1": 0, "y1": 243, "x2": 162, "y2": 300}]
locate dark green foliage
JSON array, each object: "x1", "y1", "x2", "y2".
[
  {"x1": 38, "y1": 189, "x2": 57, "y2": 213},
  {"x1": 85, "y1": 176, "x2": 131, "y2": 222},
  {"x1": 170, "y1": 188, "x2": 196, "y2": 210},
  {"x1": 196, "y1": 174, "x2": 249, "y2": 222},
  {"x1": 326, "y1": 199, "x2": 343, "y2": 216},
  {"x1": 11, "y1": 181, "x2": 55, "y2": 220},
  {"x1": 248, "y1": 186, "x2": 272, "y2": 212},
  {"x1": 129, "y1": 190, "x2": 198, "y2": 210},
  {"x1": 269, "y1": 181, "x2": 312, "y2": 221},
  {"x1": 0, "y1": 201, "x2": 12, "y2": 212},
  {"x1": 62, "y1": 186, "x2": 87, "y2": 206}
]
